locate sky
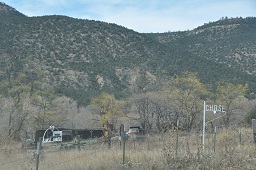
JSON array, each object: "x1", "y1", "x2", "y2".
[{"x1": 2, "y1": 0, "x2": 256, "y2": 33}]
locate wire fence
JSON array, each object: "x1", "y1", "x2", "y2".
[{"x1": 0, "y1": 127, "x2": 255, "y2": 170}]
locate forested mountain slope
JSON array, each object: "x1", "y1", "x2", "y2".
[
  {"x1": 150, "y1": 17, "x2": 256, "y2": 76},
  {"x1": 0, "y1": 2, "x2": 255, "y2": 105}
]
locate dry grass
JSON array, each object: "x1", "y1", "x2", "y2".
[{"x1": 0, "y1": 127, "x2": 255, "y2": 170}]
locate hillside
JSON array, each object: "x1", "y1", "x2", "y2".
[
  {"x1": 0, "y1": 2, "x2": 25, "y2": 18},
  {"x1": 150, "y1": 17, "x2": 256, "y2": 76},
  {"x1": 0, "y1": 2, "x2": 255, "y2": 105}
]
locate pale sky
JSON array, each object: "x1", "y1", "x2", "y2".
[{"x1": 2, "y1": 0, "x2": 256, "y2": 33}]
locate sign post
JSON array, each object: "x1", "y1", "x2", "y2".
[
  {"x1": 203, "y1": 101, "x2": 206, "y2": 150},
  {"x1": 202, "y1": 101, "x2": 226, "y2": 150}
]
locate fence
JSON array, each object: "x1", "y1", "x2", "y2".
[{"x1": 0, "y1": 126, "x2": 255, "y2": 170}]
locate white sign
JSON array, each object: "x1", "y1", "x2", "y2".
[
  {"x1": 53, "y1": 131, "x2": 62, "y2": 142},
  {"x1": 43, "y1": 131, "x2": 62, "y2": 143},
  {"x1": 42, "y1": 127, "x2": 62, "y2": 144},
  {"x1": 206, "y1": 105, "x2": 225, "y2": 114},
  {"x1": 202, "y1": 101, "x2": 226, "y2": 150}
]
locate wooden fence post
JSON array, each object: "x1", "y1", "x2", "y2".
[
  {"x1": 36, "y1": 137, "x2": 42, "y2": 170},
  {"x1": 175, "y1": 119, "x2": 179, "y2": 157},
  {"x1": 122, "y1": 131, "x2": 128, "y2": 170},
  {"x1": 77, "y1": 135, "x2": 81, "y2": 151},
  {"x1": 252, "y1": 119, "x2": 256, "y2": 144}
]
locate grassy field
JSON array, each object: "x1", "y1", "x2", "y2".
[{"x1": 0, "y1": 127, "x2": 255, "y2": 170}]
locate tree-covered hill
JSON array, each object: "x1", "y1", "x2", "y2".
[
  {"x1": 150, "y1": 17, "x2": 256, "y2": 76},
  {"x1": 0, "y1": 2, "x2": 255, "y2": 106},
  {"x1": 0, "y1": 2, "x2": 25, "y2": 18}
]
